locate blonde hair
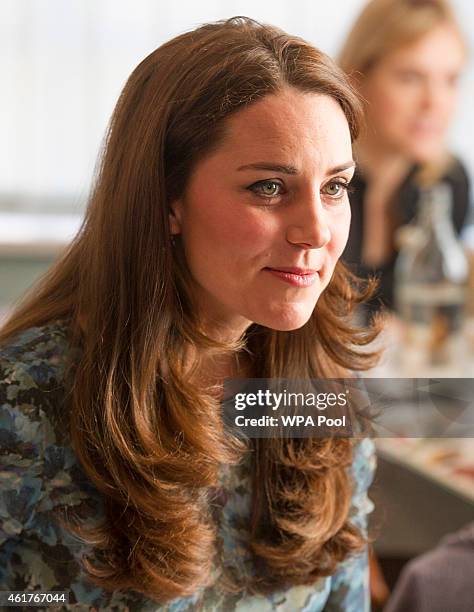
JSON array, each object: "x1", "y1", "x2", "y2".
[
  {"x1": 339, "y1": 0, "x2": 464, "y2": 78},
  {"x1": 339, "y1": 0, "x2": 466, "y2": 184}
]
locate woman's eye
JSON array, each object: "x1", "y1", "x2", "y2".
[
  {"x1": 323, "y1": 180, "x2": 349, "y2": 199},
  {"x1": 446, "y1": 73, "x2": 460, "y2": 88},
  {"x1": 248, "y1": 180, "x2": 284, "y2": 199},
  {"x1": 396, "y1": 71, "x2": 422, "y2": 84}
]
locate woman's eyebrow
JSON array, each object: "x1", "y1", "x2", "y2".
[
  {"x1": 237, "y1": 163, "x2": 299, "y2": 174},
  {"x1": 326, "y1": 161, "x2": 356, "y2": 175},
  {"x1": 236, "y1": 161, "x2": 356, "y2": 175}
]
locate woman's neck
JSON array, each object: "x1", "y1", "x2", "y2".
[
  {"x1": 356, "y1": 138, "x2": 413, "y2": 268},
  {"x1": 182, "y1": 341, "x2": 252, "y2": 395},
  {"x1": 356, "y1": 137, "x2": 411, "y2": 189}
]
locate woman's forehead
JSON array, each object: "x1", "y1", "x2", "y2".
[
  {"x1": 209, "y1": 89, "x2": 353, "y2": 169},
  {"x1": 380, "y1": 24, "x2": 466, "y2": 70}
]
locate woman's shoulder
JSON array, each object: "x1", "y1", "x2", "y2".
[
  {"x1": 350, "y1": 437, "x2": 376, "y2": 495},
  {"x1": 348, "y1": 438, "x2": 376, "y2": 533},
  {"x1": 399, "y1": 155, "x2": 471, "y2": 231},
  {"x1": 435, "y1": 155, "x2": 470, "y2": 232},
  {"x1": 410, "y1": 154, "x2": 469, "y2": 186},
  {"x1": 443, "y1": 155, "x2": 470, "y2": 183},
  {"x1": 0, "y1": 318, "x2": 77, "y2": 451},
  {"x1": 0, "y1": 318, "x2": 76, "y2": 394},
  {"x1": 0, "y1": 318, "x2": 74, "y2": 381},
  {"x1": 0, "y1": 320, "x2": 107, "y2": 600}
]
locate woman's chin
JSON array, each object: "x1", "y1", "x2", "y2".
[
  {"x1": 254, "y1": 303, "x2": 315, "y2": 332},
  {"x1": 403, "y1": 138, "x2": 445, "y2": 164}
]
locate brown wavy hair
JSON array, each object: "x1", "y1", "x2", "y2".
[{"x1": 0, "y1": 17, "x2": 380, "y2": 602}]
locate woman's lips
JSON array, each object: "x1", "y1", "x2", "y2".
[
  {"x1": 410, "y1": 121, "x2": 443, "y2": 138},
  {"x1": 263, "y1": 267, "x2": 319, "y2": 287}
]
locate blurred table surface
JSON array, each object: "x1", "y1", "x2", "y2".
[{"x1": 365, "y1": 313, "x2": 474, "y2": 556}]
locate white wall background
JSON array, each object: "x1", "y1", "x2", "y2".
[{"x1": 1, "y1": 0, "x2": 473, "y2": 214}]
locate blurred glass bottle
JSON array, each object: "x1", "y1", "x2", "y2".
[{"x1": 394, "y1": 182, "x2": 470, "y2": 376}]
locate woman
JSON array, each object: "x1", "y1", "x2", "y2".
[
  {"x1": 0, "y1": 18, "x2": 379, "y2": 610},
  {"x1": 339, "y1": 0, "x2": 471, "y2": 317}
]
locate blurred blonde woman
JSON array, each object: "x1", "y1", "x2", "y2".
[{"x1": 339, "y1": 0, "x2": 471, "y2": 318}]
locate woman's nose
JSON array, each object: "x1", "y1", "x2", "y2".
[
  {"x1": 285, "y1": 191, "x2": 331, "y2": 249},
  {"x1": 421, "y1": 79, "x2": 450, "y2": 113}
]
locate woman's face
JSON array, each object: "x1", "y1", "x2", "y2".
[
  {"x1": 169, "y1": 88, "x2": 354, "y2": 339},
  {"x1": 362, "y1": 24, "x2": 465, "y2": 161}
]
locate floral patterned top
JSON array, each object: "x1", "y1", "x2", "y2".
[{"x1": 0, "y1": 320, "x2": 376, "y2": 611}]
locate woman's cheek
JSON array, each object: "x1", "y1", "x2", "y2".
[
  {"x1": 331, "y1": 205, "x2": 351, "y2": 258},
  {"x1": 231, "y1": 212, "x2": 277, "y2": 249},
  {"x1": 368, "y1": 82, "x2": 412, "y2": 135}
]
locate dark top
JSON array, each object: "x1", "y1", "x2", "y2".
[
  {"x1": 343, "y1": 158, "x2": 471, "y2": 317},
  {"x1": 385, "y1": 522, "x2": 474, "y2": 612}
]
